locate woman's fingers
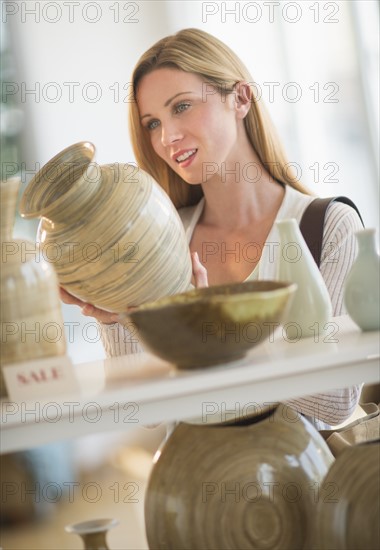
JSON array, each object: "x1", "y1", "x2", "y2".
[
  {"x1": 59, "y1": 287, "x2": 85, "y2": 307},
  {"x1": 81, "y1": 303, "x2": 118, "y2": 324},
  {"x1": 191, "y1": 251, "x2": 209, "y2": 288},
  {"x1": 59, "y1": 287, "x2": 118, "y2": 324}
]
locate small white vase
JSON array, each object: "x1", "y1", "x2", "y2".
[
  {"x1": 276, "y1": 219, "x2": 332, "y2": 340},
  {"x1": 344, "y1": 228, "x2": 380, "y2": 331}
]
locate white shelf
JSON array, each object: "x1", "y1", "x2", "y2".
[{"x1": 1, "y1": 315, "x2": 379, "y2": 454}]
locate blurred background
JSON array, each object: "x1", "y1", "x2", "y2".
[{"x1": 1, "y1": 1, "x2": 379, "y2": 548}]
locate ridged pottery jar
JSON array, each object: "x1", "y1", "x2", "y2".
[
  {"x1": 145, "y1": 404, "x2": 334, "y2": 549},
  {"x1": 0, "y1": 178, "x2": 66, "y2": 397},
  {"x1": 313, "y1": 441, "x2": 380, "y2": 550},
  {"x1": 19, "y1": 142, "x2": 192, "y2": 313}
]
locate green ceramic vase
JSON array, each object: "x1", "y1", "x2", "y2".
[{"x1": 344, "y1": 228, "x2": 380, "y2": 330}]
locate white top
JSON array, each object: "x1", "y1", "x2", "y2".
[{"x1": 100, "y1": 185, "x2": 364, "y2": 427}]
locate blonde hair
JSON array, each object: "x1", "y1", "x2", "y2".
[{"x1": 129, "y1": 28, "x2": 310, "y2": 208}]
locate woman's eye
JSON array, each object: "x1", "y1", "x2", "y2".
[
  {"x1": 145, "y1": 103, "x2": 190, "y2": 131},
  {"x1": 147, "y1": 119, "x2": 160, "y2": 131},
  {"x1": 174, "y1": 102, "x2": 190, "y2": 114}
]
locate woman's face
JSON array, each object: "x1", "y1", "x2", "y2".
[{"x1": 136, "y1": 67, "x2": 245, "y2": 185}]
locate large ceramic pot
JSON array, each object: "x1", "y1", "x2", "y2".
[
  {"x1": 313, "y1": 440, "x2": 380, "y2": 550},
  {"x1": 145, "y1": 404, "x2": 334, "y2": 549},
  {"x1": 19, "y1": 142, "x2": 192, "y2": 313},
  {"x1": 0, "y1": 178, "x2": 66, "y2": 397}
]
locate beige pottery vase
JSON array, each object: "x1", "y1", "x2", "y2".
[
  {"x1": 0, "y1": 178, "x2": 66, "y2": 397},
  {"x1": 19, "y1": 142, "x2": 192, "y2": 313},
  {"x1": 145, "y1": 403, "x2": 334, "y2": 549},
  {"x1": 313, "y1": 440, "x2": 380, "y2": 550}
]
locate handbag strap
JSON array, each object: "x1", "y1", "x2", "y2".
[{"x1": 299, "y1": 196, "x2": 364, "y2": 268}]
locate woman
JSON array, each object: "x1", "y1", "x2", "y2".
[{"x1": 61, "y1": 28, "x2": 362, "y2": 427}]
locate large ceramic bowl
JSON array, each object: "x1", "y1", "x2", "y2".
[{"x1": 128, "y1": 280, "x2": 296, "y2": 369}]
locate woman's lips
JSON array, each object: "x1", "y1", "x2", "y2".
[{"x1": 174, "y1": 149, "x2": 198, "y2": 167}]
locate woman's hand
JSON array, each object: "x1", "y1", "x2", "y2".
[
  {"x1": 191, "y1": 251, "x2": 209, "y2": 288},
  {"x1": 60, "y1": 253, "x2": 208, "y2": 323},
  {"x1": 59, "y1": 287, "x2": 121, "y2": 324}
]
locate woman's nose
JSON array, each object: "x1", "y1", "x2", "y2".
[{"x1": 160, "y1": 121, "x2": 183, "y2": 147}]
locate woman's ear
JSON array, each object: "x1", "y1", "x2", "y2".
[{"x1": 233, "y1": 81, "x2": 252, "y2": 119}]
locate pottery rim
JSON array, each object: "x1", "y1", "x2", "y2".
[
  {"x1": 19, "y1": 141, "x2": 96, "y2": 219},
  {"x1": 65, "y1": 518, "x2": 119, "y2": 535},
  {"x1": 133, "y1": 280, "x2": 298, "y2": 312}
]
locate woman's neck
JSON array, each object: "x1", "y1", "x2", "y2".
[{"x1": 199, "y1": 147, "x2": 285, "y2": 231}]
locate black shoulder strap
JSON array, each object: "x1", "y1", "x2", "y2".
[{"x1": 299, "y1": 196, "x2": 364, "y2": 268}]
